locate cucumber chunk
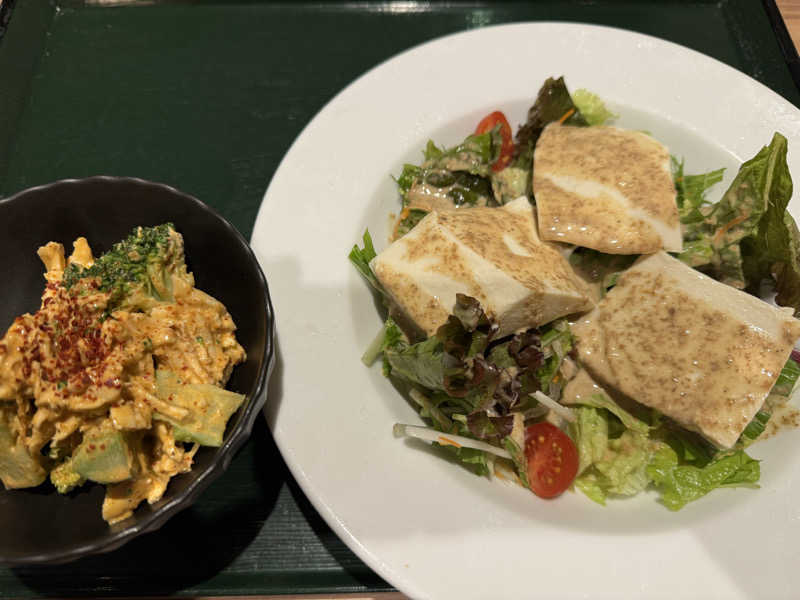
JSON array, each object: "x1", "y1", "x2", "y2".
[
  {"x1": 154, "y1": 370, "x2": 245, "y2": 447},
  {"x1": 0, "y1": 405, "x2": 47, "y2": 489},
  {"x1": 72, "y1": 429, "x2": 134, "y2": 484}
]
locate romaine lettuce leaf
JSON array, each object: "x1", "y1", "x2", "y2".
[
  {"x1": 574, "y1": 392, "x2": 650, "y2": 435},
  {"x1": 663, "y1": 427, "x2": 715, "y2": 466},
  {"x1": 570, "y1": 406, "x2": 658, "y2": 504},
  {"x1": 647, "y1": 446, "x2": 760, "y2": 511},
  {"x1": 502, "y1": 429, "x2": 530, "y2": 489},
  {"x1": 572, "y1": 406, "x2": 609, "y2": 474},
  {"x1": 572, "y1": 89, "x2": 617, "y2": 126},
  {"x1": 593, "y1": 430, "x2": 654, "y2": 496}
]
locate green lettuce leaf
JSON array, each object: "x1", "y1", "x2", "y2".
[
  {"x1": 396, "y1": 132, "x2": 497, "y2": 209},
  {"x1": 396, "y1": 164, "x2": 422, "y2": 199},
  {"x1": 491, "y1": 166, "x2": 530, "y2": 205},
  {"x1": 394, "y1": 207, "x2": 428, "y2": 238},
  {"x1": 647, "y1": 446, "x2": 760, "y2": 511},
  {"x1": 703, "y1": 134, "x2": 790, "y2": 287},
  {"x1": 361, "y1": 317, "x2": 405, "y2": 366},
  {"x1": 663, "y1": 428, "x2": 715, "y2": 466},
  {"x1": 423, "y1": 131, "x2": 496, "y2": 175},
  {"x1": 569, "y1": 248, "x2": 637, "y2": 295},
  {"x1": 676, "y1": 133, "x2": 800, "y2": 311},
  {"x1": 348, "y1": 229, "x2": 384, "y2": 294},
  {"x1": 572, "y1": 406, "x2": 610, "y2": 474},
  {"x1": 573, "y1": 392, "x2": 650, "y2": 435},
  {"x1": 672, "y1": 157, "x2": 726, "y2": 268},
  {"x1": 672, "y1": 157, "x2": 725, "y2": 225},
  {"x1": 438, "y1": 444, "x2": 490, "y2": 476},
  {"x1": 571, "y1": 406, "x2": 658, "y2": 504},
  {"x1": 572, "y1": 89, "x2": 617, "y2": 126},
  {"x1": 384, "y1": 335, "x2": 446, "y2": 391},
  {"x1": 738, "y1": 134, "x2": 800, "y2": 311},
  {"x1": 502, "y1": 434, "x2": 530, "y2": 489}
]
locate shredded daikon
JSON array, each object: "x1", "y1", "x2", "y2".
[
  {"x1": 531, "y1": 390, "x2": 576, "y2": 423},
  {"x1": 392, "y1": 423, "x2": 512, "y2": 459}
]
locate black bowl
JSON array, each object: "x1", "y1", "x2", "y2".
[{"x1": 0, "y1": 177, "x2": 274, "y2": 565}]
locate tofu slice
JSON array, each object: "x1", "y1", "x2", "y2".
[
  {"x1": 533, "y1": 123, "x2": 681, "y2": 254},
  {"x1": 371, "y1": 197, "x2": 593, "y2": 339},
  {"x1": 572, "y1": 252, "x2": 800, "y2": 448}
]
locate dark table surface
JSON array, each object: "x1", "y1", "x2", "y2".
[{"x1": 0, "y1": 0, "x2": 798, "y2": 597}]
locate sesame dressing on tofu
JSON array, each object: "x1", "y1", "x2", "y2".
[
  {"x1": 572, "y1": 252, "x2": 800, "y2": 449},
  {"x1": 533, "y1": 123, "x2": 681, "y2": 254},
  {"x1": 371, "y1": 197, "x2": 593, "y2": 338}
]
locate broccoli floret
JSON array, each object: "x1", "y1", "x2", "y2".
[
  {"x1": 50, "y1": 459, "x2": 85, "y2": 494},
  {"x1": 63, "y1": 224, "x2": 193, "y2": 312}
]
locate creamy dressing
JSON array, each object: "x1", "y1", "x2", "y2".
[
  {"x1": 561, "y1": 368, "x2": 606, "y2": 405},
  {"x1": 407, "y1": 181, "x2": 490, "y2": 212},
  {"x1": 533, "y1": 123, "x2": 681, "y2": 254},
  {"x1": 371, "y1": 197, "x2": 593, "y2": 338},
  {"x1": 572, "y1": 252, "x2": 800, "y2": 448}
]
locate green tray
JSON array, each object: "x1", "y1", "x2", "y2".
[{"x1": 0, "y1": 0, "x2": 797, "y2": 596}]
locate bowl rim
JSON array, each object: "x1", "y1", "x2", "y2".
[{"x1": 0, "y1": 176, "x2": 276, "y2": 566}]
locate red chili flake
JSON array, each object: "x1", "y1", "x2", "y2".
[
  {"x1": 88, "y1": 444, "x2": 96, "y2": 451},
  {"x1": 99, "y1": 444, "x2": 106, "y2": 451}
]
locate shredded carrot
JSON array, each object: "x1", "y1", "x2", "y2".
[
  {"x1": 494, "y1": 467, "x2": 507, "y2": 481},
  {"x1": 557, "y1": 108, "x2": 576, "y2": 124},
  {"x1": 437, "y1": 435, "x2": 462, "y2": 448},
  {"x1": 552, "y1": 373, "x2": 561, "y2": 384},
  {"x1": 712, "y1": 214, "x2": 749, "y2": 245}
]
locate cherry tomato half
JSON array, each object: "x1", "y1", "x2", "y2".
[
  {"x1": 525, "y1": 422, "x2": 579, "y2": 499},
  {"x1": 475, "y1": 110, "x2": 513, "y2": 172}
]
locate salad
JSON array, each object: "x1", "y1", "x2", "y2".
[
  {"x1": 0, "y1": 225, "x2": 246, "y2": 523},
  {"x1": 349, "y1": 77, "x2": 800, "y2": 510}
]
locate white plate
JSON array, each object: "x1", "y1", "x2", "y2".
[{"x1": 251, "y1": 23, "x2": 800, "y2": 600}]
